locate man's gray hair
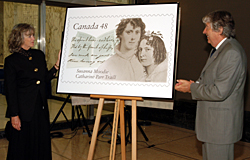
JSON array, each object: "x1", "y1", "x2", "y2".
[{"x1": 202, "y1": 10, "x2": 235, "y2": 38}]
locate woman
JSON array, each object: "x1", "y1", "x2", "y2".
[
  {"x1": 4, "y1": 23, "x2": 60, "y2": 160},
  {"x1": 98, "y1": 18, "x2": 145, "y2": 81},
  {"x1": 137, "y1": 34, "x2": 168, "y2": 82}
]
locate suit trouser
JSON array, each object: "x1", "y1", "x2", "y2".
[{"x1": 202, "y1": 142, "x2": 234, "y2": 160}]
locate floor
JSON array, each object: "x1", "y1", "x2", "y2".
[{"x1": 0, "y1": 95, "x2": 250, "y2": 160}]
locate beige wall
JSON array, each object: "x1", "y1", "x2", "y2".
[
  {"x1": 150, "y1": 0, "x2": 250, "y2": 111},
  {"x1": 3, "y1": 2, "x2": 39, "y2": 60},
  {"x1": 0, "y1": 1, "x2": 3, "y2": 65},
  {"x1": 101, "y1": 0, "x2": 130, "y2": 4},
  {"x1": 0, "y1": 2, "x2": 66, "y2": 98},
  {"x1": 45, "y1": 5, "x2": 66, "y2": 97}
]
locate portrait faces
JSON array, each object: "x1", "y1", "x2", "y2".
[
  {"x1": 21, "y1": 30, "x2": 35, "y2": 50},
  {"x1": 138, "y1": 39, "x2": 155, "y2": 67},
  {"x1": 119, "y1": 23, "x2": 141, "y2": 53}
]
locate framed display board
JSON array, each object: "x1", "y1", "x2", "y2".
[{"x1": 57, "y1": 3, "x2": 180, "y2": 99}]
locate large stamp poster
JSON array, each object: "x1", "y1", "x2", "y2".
[{"x1": 57, "y1": 3, "x2": 180, "y2": 99}]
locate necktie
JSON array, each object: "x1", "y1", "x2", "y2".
[{"x1": 210, "y1": 48, "x2": 216, "y2": 57}]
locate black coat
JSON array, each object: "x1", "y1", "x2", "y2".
[{"x1": 4, "y1": 49, "x2": 57, "y2": 122}]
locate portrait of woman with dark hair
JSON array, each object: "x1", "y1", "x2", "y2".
[
  {"x1": 137, "y1": 33, "x2": 168, "y2": 82},
  {"x1": 98, "y1": 18, "x2": 146, "y2": 81}
]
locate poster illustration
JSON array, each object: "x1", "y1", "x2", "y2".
[{"x1": 57, "y1": 3, "x2": 180, "y2": 99}]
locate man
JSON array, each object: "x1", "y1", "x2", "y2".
[
  {"x1": 175, "y1": 11, "x2": 247, "y2": 160},
  {"x1": 98, "y1": 18, "x2": 145, "y2": 81}
]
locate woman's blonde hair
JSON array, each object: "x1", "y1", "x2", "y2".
[{"x1": 8, "y1": 23, "x2": 35, "y2": 53}]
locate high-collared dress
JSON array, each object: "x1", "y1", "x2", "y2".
[{"x1": 142, "y1": 59, "x2": 168, "y2": 82}]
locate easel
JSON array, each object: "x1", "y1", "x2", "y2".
[
  {"x1": 50, "y1": 94, "x2": 71, "y2": 131},
  {"x1": 124, "y1": 106, "x2": 149, "y2": 144},
  {"x1": 71, "y1": 105, "x2": 92, "y2": 137},
  {"x1": 87, "y1": 94, "x2": 143, "y2": 160},
  {"x1": 50, "y1": 94, "x2": 92, "y2": 137}
]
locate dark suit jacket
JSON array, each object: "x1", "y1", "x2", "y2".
[
  {"x1": 4, "y1": 49, "x2": 57, "y2": 122},
  {"x1": 190, "y1": 38, "x2": 247, "y2": 144}
]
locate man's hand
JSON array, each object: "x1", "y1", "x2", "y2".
[{"x1": 175, "y1": 79, "x2": 194, "y2": 93}]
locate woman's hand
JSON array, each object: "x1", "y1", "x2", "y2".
[
  {"x1": 11, "y1": 116, "x2": 21, "y2": 131},
  {"x1": 54, "y1": 50, "x2": 61, "y2": 70}
]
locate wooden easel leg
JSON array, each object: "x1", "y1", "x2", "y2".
[
  {"x1": 109, "y1": 99, "x2": 120, "y2": 160},
  {"x1": 131, "y1": 100, "x2": 137, "y2": 160},
  {"x1": 87, "y1": 98, "x2": 104, "y2": 160},
  {"x1": 87, "y1": 95, "x2": 142, "y2": 159},
  {"x1": 119, "y1": 100, "x2": 126, "y2": 160}
]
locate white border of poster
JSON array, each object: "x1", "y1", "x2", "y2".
[{"x1": 57, "y1": 3, "x2": 180, "y2": 99}]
